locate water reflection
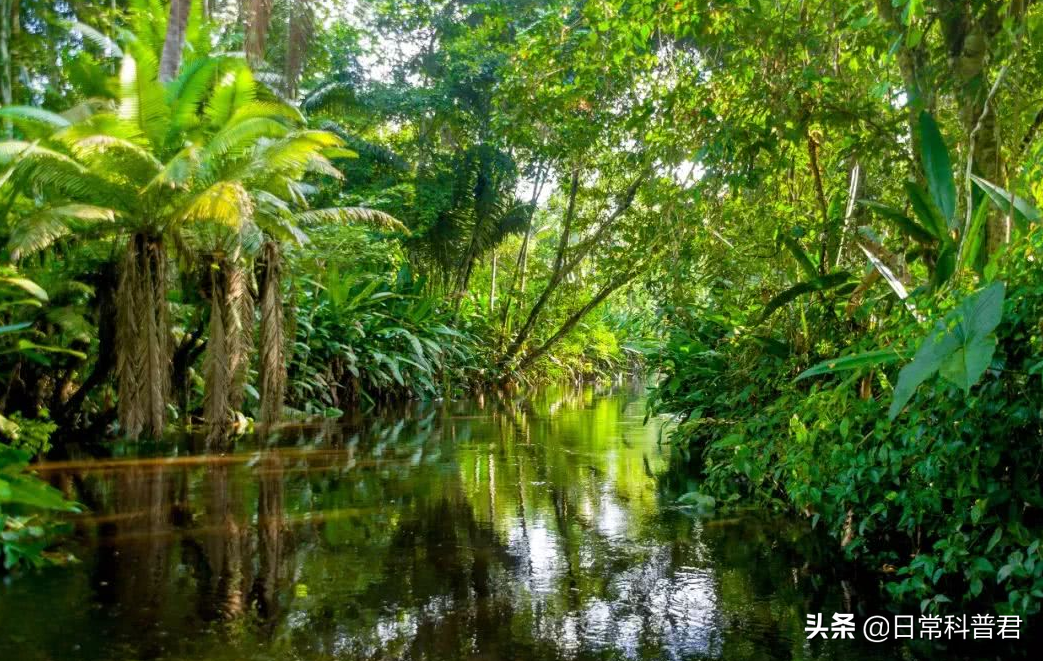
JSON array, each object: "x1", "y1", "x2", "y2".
[{"x1": 0, "y1": 385, "x2": 1011, "y2": 660}]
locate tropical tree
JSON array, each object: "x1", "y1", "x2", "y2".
[{"x1": 0, "y1": 17, "x2": 401, "y2": 438}]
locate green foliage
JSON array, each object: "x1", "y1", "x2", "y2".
[
  {"x1": 1, "y1": 443, "x2": 78, "y2": 570},
  {"x1": 918, "y1": 111, "x2": 957, "y2": 229},
  {"x1": 890, "y1": 283, "x2": 1005, "y2": 419},
  {"x1": 649, "y1": 231, "x2": 1043, "y2": 616},
  {"x1": 284, "y1": 226, "x2": 480, "y2": 410},
  {"x1": 0, "y1": 412, "x2": 55, "y2": 457}
]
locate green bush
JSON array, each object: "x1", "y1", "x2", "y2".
[
  {"x1": 0, "y1": 443, "x2": 79, "y2": 571},
  {"x1": 649, "y1": 231, "x2": 1043, "y2": 616}
]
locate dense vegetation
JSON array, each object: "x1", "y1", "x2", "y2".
[{"x1": 0, "y1": 0, "x2": 1041, "y2": 626}]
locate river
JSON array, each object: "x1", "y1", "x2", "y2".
[{"x1": 0, "y1": 385, "x2": 1012, "y2": 660}]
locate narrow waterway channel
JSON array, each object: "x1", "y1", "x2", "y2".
[{"x1": 0, "y1": 385, "x2": 1006, "y2": 660}]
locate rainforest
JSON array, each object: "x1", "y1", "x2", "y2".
[{"x1": 1, "y1": 1, "x2": 1042, "y2": 660}]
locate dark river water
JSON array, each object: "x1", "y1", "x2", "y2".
[{"x1": 0, "y1": 385, "x2": 1026, "y2": 660}]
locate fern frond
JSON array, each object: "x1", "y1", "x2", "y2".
[
  {"x1": 0, "y1": 140, "x2": 119, "y2": 203},
  {"x1": 201, "y1": 117, "x2": 290, "y2": 168},
  {"x1": 145, "y1": 144, "x2": 200, "y2": 191},
  {"x1": 317, "y1": 120, "x2": 409, "y2": 170},
  {"x1": 227, "y1": 100, "x2": 304, "y2": 126},
  {"x1": 303, "y1": 154, "x2": 343, "y2": 179},
  {"x1": 243, "y1": 134, "x2": 334, "y2": 183},
  {"x1": 302, "y1": 81, "x2": 357, "y2": 115},
  {"x1": 60, "y1": 99, "x2": 114, "y2": 124}
]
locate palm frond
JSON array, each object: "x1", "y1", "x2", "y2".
[
  {"x1": 69, "y1": 135, "x2": 164, "y2": 181},
  {"x1": 67, "y1": 21, "x2": 124, "y2": 58},
  {"x1": 0, "y1": 106, "x2": 71, "y2": 136},
  {"x1": 8, "y1": 205, "x2": 116, "y2": 260},
  {"x1": 168, "y1": 56, "x2": 220, "y2": 134},
  {"x1": 205, "y1": 68, "x2": 258, "y2": 128},
  {"x1": 177, "y1": 180, "x2": 254, "y2": 229},
  {"x1": 117, "y1": 53, "x2": 170, "y2": 148},
  {"x1": 295, "y1": 207, "x2": 409, "y2": 234}
]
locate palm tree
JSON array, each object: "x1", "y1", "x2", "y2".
[{"x1": 2, "y1": 27, "x2": 405, "y2": 439}]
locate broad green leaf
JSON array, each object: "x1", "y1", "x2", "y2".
[
  {"x1": 0, "y1": 277, "x2": 49, "y2": 301},
  {"x1": 958, "y1": 198, "x2": 990, "y2": 274},
  {"x1": 939, "y1": 335, "x2": 997, "y2": 393},
  {"x1": 860, "y1": 200, "x2": 936, "y2": 244},
  {"x1": 797, "y1": 348, "x2": 909, "y2": 380},
  {"x1": 904, "y1": 181, "x2": 950, "y2": 242},
  {"x1": 970, "y1": 175, "x2": 1041, "y2": 225},
  {"x1": 938, "y1": 282, "x2": 1005, "y2": 392},
  {"x1": 889, "y1": 326, "x2": 960, "y2": 419},
  {"x1": 760, "y1": 271, "x2": 851, "y2": 322},
  {"x1": 889, "y1": 282, "x2": 1005, "y2": 418},
  {"x1": 918, "y1": 112, "x2": 957, "y2": 227},
  {"x1": 930, "y1": 245, "x2": 956, "y2": 290},
  {"x1": 781, "y1": 235, "x2": 819, "y2": 280},
  {"x1": 0, "y1": 474, "x2": 79, "y2": 511},
  {"x1": 0, "y1": 321, "x2": 33, "y2": 335}
]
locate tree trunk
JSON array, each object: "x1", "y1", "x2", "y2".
[
  {"x1": 258, "y1": 241, "x2": 285, "y2": 429},
  {"x1": 203, "y1": 252, "x2": 252, "y2": 447},
  {"x1": 500, "y1": 169, "x2": 580, "y2": 364},
  {"x1": 874, "y1": 0, "x2": 935, "y2": 156},
  {"x1": 501, "y1": 168, "x2": 644, "y2": 368},
  {"x1": 959, "y1": 32, "x2": 1007, "y2": 255},
  {"x1": 283, "y1": 0, "x2": 314, "y2": 100},
  {"x1": 489, "y1": 251, "x2": 497, "y2": 313},
  {"x1": 244, "y1": 0, "x2": 273, "y2": 67},
  {"x1": 499, "y1": 161, "x2": 546, "y2": 336},
  {"x1": 515, "y1": 273, "x2": 637, "y2": 373},
  {"x1": 0, "y1": 0, "x2": 14, "y2": 137},
  {"x1": 116, "y1": 232, "x2": 171, "y2": 440},
  {"x1": 55, "y1": 261, "x2": 118, "y2": 429},
  {"x1": 159, "y1": 0, "x2": 191, "y2": 82}
]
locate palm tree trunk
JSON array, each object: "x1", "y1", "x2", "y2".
[
  {"x1": 258, "y1": 241, "x2": 285, "y2": 429},
  {"x1": 159, "y1": 0, "x2": 191, "y2": 82},
  {"x1": 204, "y1": 252, "x2": 251, "y2": 447},
  {"x1": 116, "y1": 232, "x2": 171, "y2": 440},
  {"x1": 204, "y1": 265, "x2": 231, "y2": 447}
]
